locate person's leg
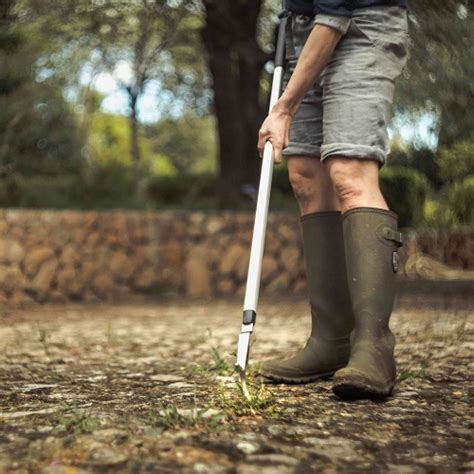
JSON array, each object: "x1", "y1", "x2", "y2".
[
  {"x1": 324, "y1": 158, "x2": 387, "y2": 213},
  {"x1": 260, "y1": 13, "x2": 353, "y2": 383},
  {"x1": 287, "y1": 155, "x2": 340, "y2": 214},
  {"x1": 260, "y1": 156, "x2": 354, "y2": 383},
  {"x1": 317, "y1": 6, "x2": 409, "y2": 398},
  {"x1": 326, "y1": 156, "x2": 402, "y2": 398}
]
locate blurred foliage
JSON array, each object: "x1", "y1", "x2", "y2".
[
  {"x1": 424, "y1": 176, "x2": 474, "y2": 229},
  {"x1": 88, "y1": 112, "x2": 150, "y2": 166},
  {"x1": 437, "y1": 140, "x2": 474, "y2": 184},
  {"x1": 0, "y1": 2, "x2": 83, "y2": 175},
  {"x1": 0, "y1": 162, "x2": 144, "y2": 209},
  {"x1": 0, "y1": 0, "x2": 472, "y2": 230},
  {"x1": 445, "y1": 176, "x2": 474, "y2": 225},
  {"x1": 388, "y1": 146, "x2": 442, "y2": 189},
  {"x1": 380, "y1": 166, "x2": 432, "y2": 227},
  {"x1": 396, "y1": 0, "x2": 473, "y2": 147},
  {"x1": 144, "y1": 114, "x2": 217, "y2": 174}
]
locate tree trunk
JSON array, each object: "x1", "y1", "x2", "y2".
[
  {"x1": 202, "y1": 0, "x2": 267, "y2": 206},
  {"x1": 0, "y1": 0, "x2": 15, "y2": 20},
  {"x1": 129, "y1": 92, "x2": 141, "y2": 166}
]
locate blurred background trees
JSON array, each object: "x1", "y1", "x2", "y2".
[{"x1": 0, "y1": 0, "x2": 472, "y2": 228}]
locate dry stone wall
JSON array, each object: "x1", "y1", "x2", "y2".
[{"x1": 0, "y1": 209, "x2": 472, "y2": 306}]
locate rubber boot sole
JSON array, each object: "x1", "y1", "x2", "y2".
[
  {"x1": 260, "y1": 368, "x2": 341, "y2": 385},
  {"x1": 332, "y1": 373, "x2": 394, "y2": 400}
]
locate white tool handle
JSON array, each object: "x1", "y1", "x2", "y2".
[{"x1": 243, "y1": 65, "x2": 284, "y2": 312}]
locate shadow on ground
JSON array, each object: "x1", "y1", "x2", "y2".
[{"x1": 0, "y1": 295, "x2": 472, "y2": 473}]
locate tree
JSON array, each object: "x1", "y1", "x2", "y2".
[
  {"x1": 396, "y1": 0, "x2": 473, "y2": 147},
  {"x1": 201, "y1": 0, "x2": 271, "y2": 204},
  {"x1": 0, "y1": 0, "x2": 83, "y2": 176},
  {"x1": 75, "y1": 0, "x2": 204, "y2": 168},
  {"x1": 12, "y1": 0, "x2": 207, "y2": 169},
  {"x1": 145, "y1": 114, "x2": 217, "y2": 174}
]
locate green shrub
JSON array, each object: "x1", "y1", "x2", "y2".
[
  {"x1": 388, "y1": 147, "x2": 442, "y2": 189},
  {"x1": 380, "y1": 166, "x2": 432, "y2": 227},
  {"x1": 421, "y1": 199, "x2": 460, "y2": 230},
  {"x1": 144, "y1": 173, "x2": 217, "y2": 207},
  {"x1": 443, "y1": 175, "x2": 474, "y2": 226},
  {"x1": 0, "y1": 175, "x2": 82, "y2": 208},
  {"x1": 438, "y1": 141, "x2": 474, "y2": 184},
  {"x1": 0, "y1": 163, "x2": 145, "y2": 210},
  {"x1": 81, "y1": 162, "x2": 143, "y2": 209}
]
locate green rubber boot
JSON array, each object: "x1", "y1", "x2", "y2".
[
  {"x1": 260, "y1": 211, "x2": 354, "y2": 383},
  {"x1": 333, "y1": 207, "x2": 403, "y2": 400}
]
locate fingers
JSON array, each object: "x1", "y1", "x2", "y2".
[
  {"x1": 257, "y1": 113, "x2": 290, "y2": 163},
  {"x1": 258, "y1": 131, "x2": 285, "y2": 164},
  {"x1": 257, "y1": 127, "x2": 269, "y2": 158},
  {"x1": 260, "y1": 139, "x2": 283, "y2": 164},
  {"x1": 275, "y1": 145, "x2": 284, "y2": 164}
]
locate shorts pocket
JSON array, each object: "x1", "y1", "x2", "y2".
[
  {"x1": 351, "y1": 7, "x2": 408, "y2": 49},
  {"x1": 351, "y1": 7, "x2": 409, "y2": 79}
]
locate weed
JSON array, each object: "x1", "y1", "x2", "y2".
[
  {"x1": 217, "y1": 374, "x2": 283, "y2": 419},
  {"x1": 210, "y1": 347, "x2": 232, "y2": 375},
  {"x1": 191, "y1": 346, "x2": 234, "y2": 379},
  {"x1": 105, "y1": 323, "x2": 119, "y2": 347},
  {"x1": 52, "y1": 406, "x2": 99, "y2": 435},
  {"x1": 190, "y1": 331, "x2": 210, "y2": 348},
  {"x1": 397, "y1": 368, "x2": 429, "y2": 382},
  {"x1": 37, "y1": 324, "x2": 51, "y2": 356},
  {"x1": 147, "y1": 403, "x2": 224, "y2": 430}
]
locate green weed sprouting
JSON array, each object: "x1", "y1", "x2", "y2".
[
  {"x1": 191, "y1": 346, "x2": 234, "y2": 378},
  {"x1": 37, "y1": 324, "x2": 51, "y2": 356},
  {"x1": 52, "y1": 406, "x2": 99, "y2": 435},
  {"x1": 397, "y1": 368, "x2": 429, "y2": 382},
  {"x1": 217, "y1": 375, "x2": 282, "y2": 419},
  {"x1": 146, "y1": 403, "x2": 224, "y2": 430},
  {"x1": 210, "y1": 347, "x2": 232, "y2": 375}
]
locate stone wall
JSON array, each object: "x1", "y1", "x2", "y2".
[{"x1": 0, "y1": 209, "x2": 472, "y2": 306}]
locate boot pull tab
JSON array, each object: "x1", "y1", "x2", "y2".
[
  {"x1": 380, "y1": 226, "x2": 404, "y2": 248},
  {"x1": 378, "y1": 226, "x2": 403, "y2": 273}
]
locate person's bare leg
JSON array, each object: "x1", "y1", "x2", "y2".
[
  {"x1": 259, "y1": 155, "x2": 353, "y2": 383},
  {"x1": 326, "y1": 156, "x2": 402, "y2": 399},
  {"x1": 287, "y1": 156, "x2": 340, "y2": 215},
  {"x1": 325, "y1": 157, "x2": 387, "y2": 212}
]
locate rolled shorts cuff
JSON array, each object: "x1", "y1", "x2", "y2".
[
  {"x1": 282, "y1": 143, "x2": 321, "y2": 158},
  {"x1": 320, "y1": 143, "x2": 386, "y2": 165},
  {"x1": 314, "y1": 14, "x2": 352, "y2": 35}
]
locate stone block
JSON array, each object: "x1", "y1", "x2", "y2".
[
  {"x1": 280, "y1": 247, "x2": 302, "y2": 278},
  {"x1": 219, "y1": 244, "x2": 248, "y2": 277},
  {"x1": 0, "y1": 239, "x2": 25, "y2": 264},
  {"x1": 109, "y1": 251, "x2": 135, "y2": 281},
  {"x1": 186, "y1": 246, "x2": 212, "y2": 298},
  {"x1": 92, "y1": 273, "x2": 115, "y2": 299},
  {"x1": 28, "y1": 258, "x2": 59, "y2": 296},
  {"x1": 261, "y1": 255, "x2": 279, "y2": 283},
  {"x1": 133, "y1": 267, "x2": 158, "y2": 291},
  {"x1": 23, "y1": 247, "x2": 55, "y2": 276}
]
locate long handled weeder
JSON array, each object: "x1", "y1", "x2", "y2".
[{"x1": 235, "y1": 11, "x2": 289, "y2": 401}]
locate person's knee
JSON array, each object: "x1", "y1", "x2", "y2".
[
  {"x1": 288, "y1": 167, "x2": 319, "y2": 207},
  {"x1": 327, "y1": 157, "x2": 380, "y2": 209}
]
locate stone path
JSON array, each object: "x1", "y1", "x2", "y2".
[{"x1": 0, "y1": 297, "x2": 472, "y2": 473}]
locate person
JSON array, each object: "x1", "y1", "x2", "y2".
[{"x1": 258, "y1": 0, "x2": 408, "y2": 400}]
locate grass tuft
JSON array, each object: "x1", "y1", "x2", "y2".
[
  {"x1": 52, "y1": 406, "x2": 99, "y2": 435},
  {"x1": 147, "y1": 403, "x2": 224, "y2": 430},
  {"x1": 217, "y1": 374, "x2": 283, "y2": 419}
]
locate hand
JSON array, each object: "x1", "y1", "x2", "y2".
[{"x1": 257, "y1": 103, "x2": 292, "y2": 164}]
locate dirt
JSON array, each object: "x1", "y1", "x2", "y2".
[{"x1": 0, "y1": 296, "x2": 472, "y2": 473}]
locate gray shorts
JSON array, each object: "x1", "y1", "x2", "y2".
[{"x1": 282, "y1": 7, "x2": 409, "y2": 166}]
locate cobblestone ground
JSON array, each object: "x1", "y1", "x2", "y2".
[{"x1": 0, "y1": 296, "x2": 472, "y2": 473}]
